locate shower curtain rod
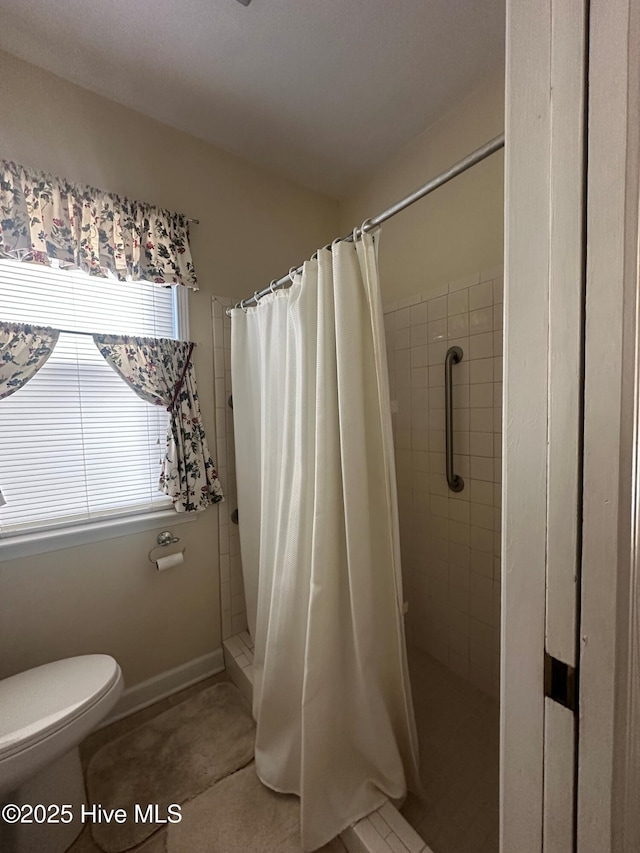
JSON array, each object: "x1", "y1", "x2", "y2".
[{"x1": 228, "y1": 132, "x2": 505, "y2": 313}]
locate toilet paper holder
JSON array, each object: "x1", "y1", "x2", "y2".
[{"x1": 148, "y1": 530, "x2": 185, "y2": 563}]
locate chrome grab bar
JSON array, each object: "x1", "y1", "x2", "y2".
[{"x1": 445, "y1": 346, "x2": 464, "y2": 492}]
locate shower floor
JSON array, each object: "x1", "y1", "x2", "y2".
[{"x1": 402, "y1": 645, "x2": 499, "y2": 853}]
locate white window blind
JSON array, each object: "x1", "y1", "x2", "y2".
[{"x1": 0, "y1": 260, "x2": 179, "y2": 536}]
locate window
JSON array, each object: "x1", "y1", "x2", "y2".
[{"x1": 0, "y1": 260, "x2": 186, "y2": 536}]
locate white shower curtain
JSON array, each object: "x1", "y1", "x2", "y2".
[{"x1": 231, "y1": 232, "x2": 420, "y2": 851}]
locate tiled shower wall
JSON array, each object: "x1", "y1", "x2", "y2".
[
  {"x1": 384, "y1": 267, "x2": 503, "y2": 699},
  {"x1": 212, "y1": 295, "x2": 248, "y2": 641}
]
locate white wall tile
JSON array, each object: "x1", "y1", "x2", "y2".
[
  {"x1": 453, "y1": 432, "x2": 470, "y2": 455},
  {"x1": 428, "y1": 386, "x2": 445, "y2": 409},
  {"x1": 453, "y1": 452, "x2": 470, "y2": 476},
  {"x1": 430, "y1": 495, "x2": 449, "y2": 518},
  {"x1": 493, "y1": 356, "x2": 503, "y2": 381},
  {"x1": 427, "y1": 340, "x2": 448, "y2": 365},
  {"x1": 449, "y1": 542, "x2": 470, "y2": 568},
  {"x1": 470, "y1": 431, "x2": 494, "y2": 457},
  {"x1": 470, "y1": 455, "x2": 494, "y2": 482},
  {"x1": 411, "y1": 367, "x2": 428, "y2": 388},
  {"x1": 470, "y1": 574, "x2": 494, "y2": 624},
  {"x1": 410, "y1": 301, "x2": 429, "y2": 325},
  {"x1": 427, "y1": 294, "x2": 448, "y2": 321},
  {"x1": 395, "y1": 328, "x2": 410, "y2": 350},
  {"x1": 468, "y1": 331, "x2": 494, "y2": 360},
  {"x1": 469, "y1": 306, "x2": 493, "y2": 336},
  {"x1": 493, "y1": 303, "x2": 503, "y2": 331},
  {"x1": 427, "y1": 318, "x2": 447, "y2": 342},
  {"x1": 470, "y1": 549, "x2": 494, "y2": 578},
  {"x1": 447, "y1": 289, "x2": 469, "y2": 316},
  {"x1": 411, "y1": 430, "x2": 429, "y2": 451},
  {"x1": 470, "y1": 408, "x2": 494, "y2": 433},
  {"x1": 469, "y1": 358, "x2": 495, "y2": 385},
  {"x1": 448, "y1": 499, "x2": 470, "y2": 524},
  {"x1": 429, "y1": 409, "x2": 445, "y2": 431},
  {"x1": 470, "y1": 502, "x2": 494, "y2": 530},
  {"x1": 411, "y1": 324, "x2": 429, "y2": 347},
  {"x1": 447, "y1": 313, "x2": 469, "y2": 338},
  {"x1": 396, "y1": 307, "x2": 411, "y2": 329},
  {"x1": 471, "y1": 525, "x2": 494, "y2": 553},
  {"x1": 389, "y1": 272, "x2": 502, "y2": 698},
  {"x1": 469, "y1": 280, "x2": 494, "y2": 309},
  {"x1": 469, "y1": 479, "x2": 494, "y2": 506},
  {"x1": 410, "y1": 345, "x2": 429, "y2": 368},
  {"x1": 469, "y1": 383, "x2": 494, "y2": 408}
]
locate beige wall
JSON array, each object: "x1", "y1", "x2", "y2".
[
  {"x1": 339, "y1": 66, "x2": 504, "y2": 303},
  {"x1": 0, "y1": 51, "x2": 338, "y2": 686}
]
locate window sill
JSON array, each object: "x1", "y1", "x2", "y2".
[{"x1": 0, "y1": 508, "x2": 202, "y2": 562}]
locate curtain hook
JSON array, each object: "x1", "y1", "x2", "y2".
[
  {"x1": 270, "y1": 279, "x2": 279, "y2": 294},
  {"x1": 253, "y1": 290, "x2": 262, "y2": 304},
  {"x1": 288, "y1": 268, "x2": 298, "y2": 284},
  {"x1": 240, "y1": 299, "x2": 248, "y2": 313}
]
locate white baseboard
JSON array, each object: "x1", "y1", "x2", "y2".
[{"x1": 101, "y1": 648, "x2": 225, "y2": 727}]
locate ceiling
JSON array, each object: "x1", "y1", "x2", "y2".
[{"x1": 0, "y1": 0, "x2": 504, "y2": 198}]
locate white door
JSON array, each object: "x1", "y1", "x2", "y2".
[
  {"x1": 578, "y1": 0, "x2": 640, "y2": 850},
  {"x1": 504, "y1": 0, "x2": 640, "y2": 851}
]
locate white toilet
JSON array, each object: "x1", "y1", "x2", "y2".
[{"x1": 0, "y1": 655, "x2": 123, "y2": 853}]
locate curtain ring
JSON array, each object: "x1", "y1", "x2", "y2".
[
  {"x1": 270, "y1": 279, "x2": 279, "y2": 294},
  {"x1": 288, "y1": 268, "x2": 298, "y2": 284},
  {"x1": 354, "y1": 219, "x2": 373, "y2": 242},
  {"x1": 240, "y1": 299, "x2": 248, "y2": 313},
  {"x1": 253, "y1": 290, "x2": 262, "y2": 304}
]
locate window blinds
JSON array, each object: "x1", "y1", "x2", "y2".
[{"x1": 0, "y1": 260, "x2": 177, "y2": 535}]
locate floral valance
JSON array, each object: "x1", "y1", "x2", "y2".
[
  {"x1": 94, "y1": 334, "x2": 224, "y2": 512},
  {"x1": 0, "y1": 160, "x2": 197, "y2": 288}
]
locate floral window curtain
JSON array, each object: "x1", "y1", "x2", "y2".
[
  {"x1": 0, "y1": 321, "x2": 59, "y2": 400},
  {"x1": 0, "y1": 321, "x2": 60, "y2": 507},
  {"x1": 0, "y1": 160, "x2": 197, "y2": 288},
  {"x1": 94, "y1": 334, "x2": 224, "y2": 512}
]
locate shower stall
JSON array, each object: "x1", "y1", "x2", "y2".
[
  {"x1": 383, "y1": 268, "x2": 503, "y2": 852},
  {"x1": 214, "y1": 139, "x2": 504, "y2": 853}
]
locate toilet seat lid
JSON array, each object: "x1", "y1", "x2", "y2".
[{"x1": 0, "y1": 655, "x2": 121, "y2": 759}]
